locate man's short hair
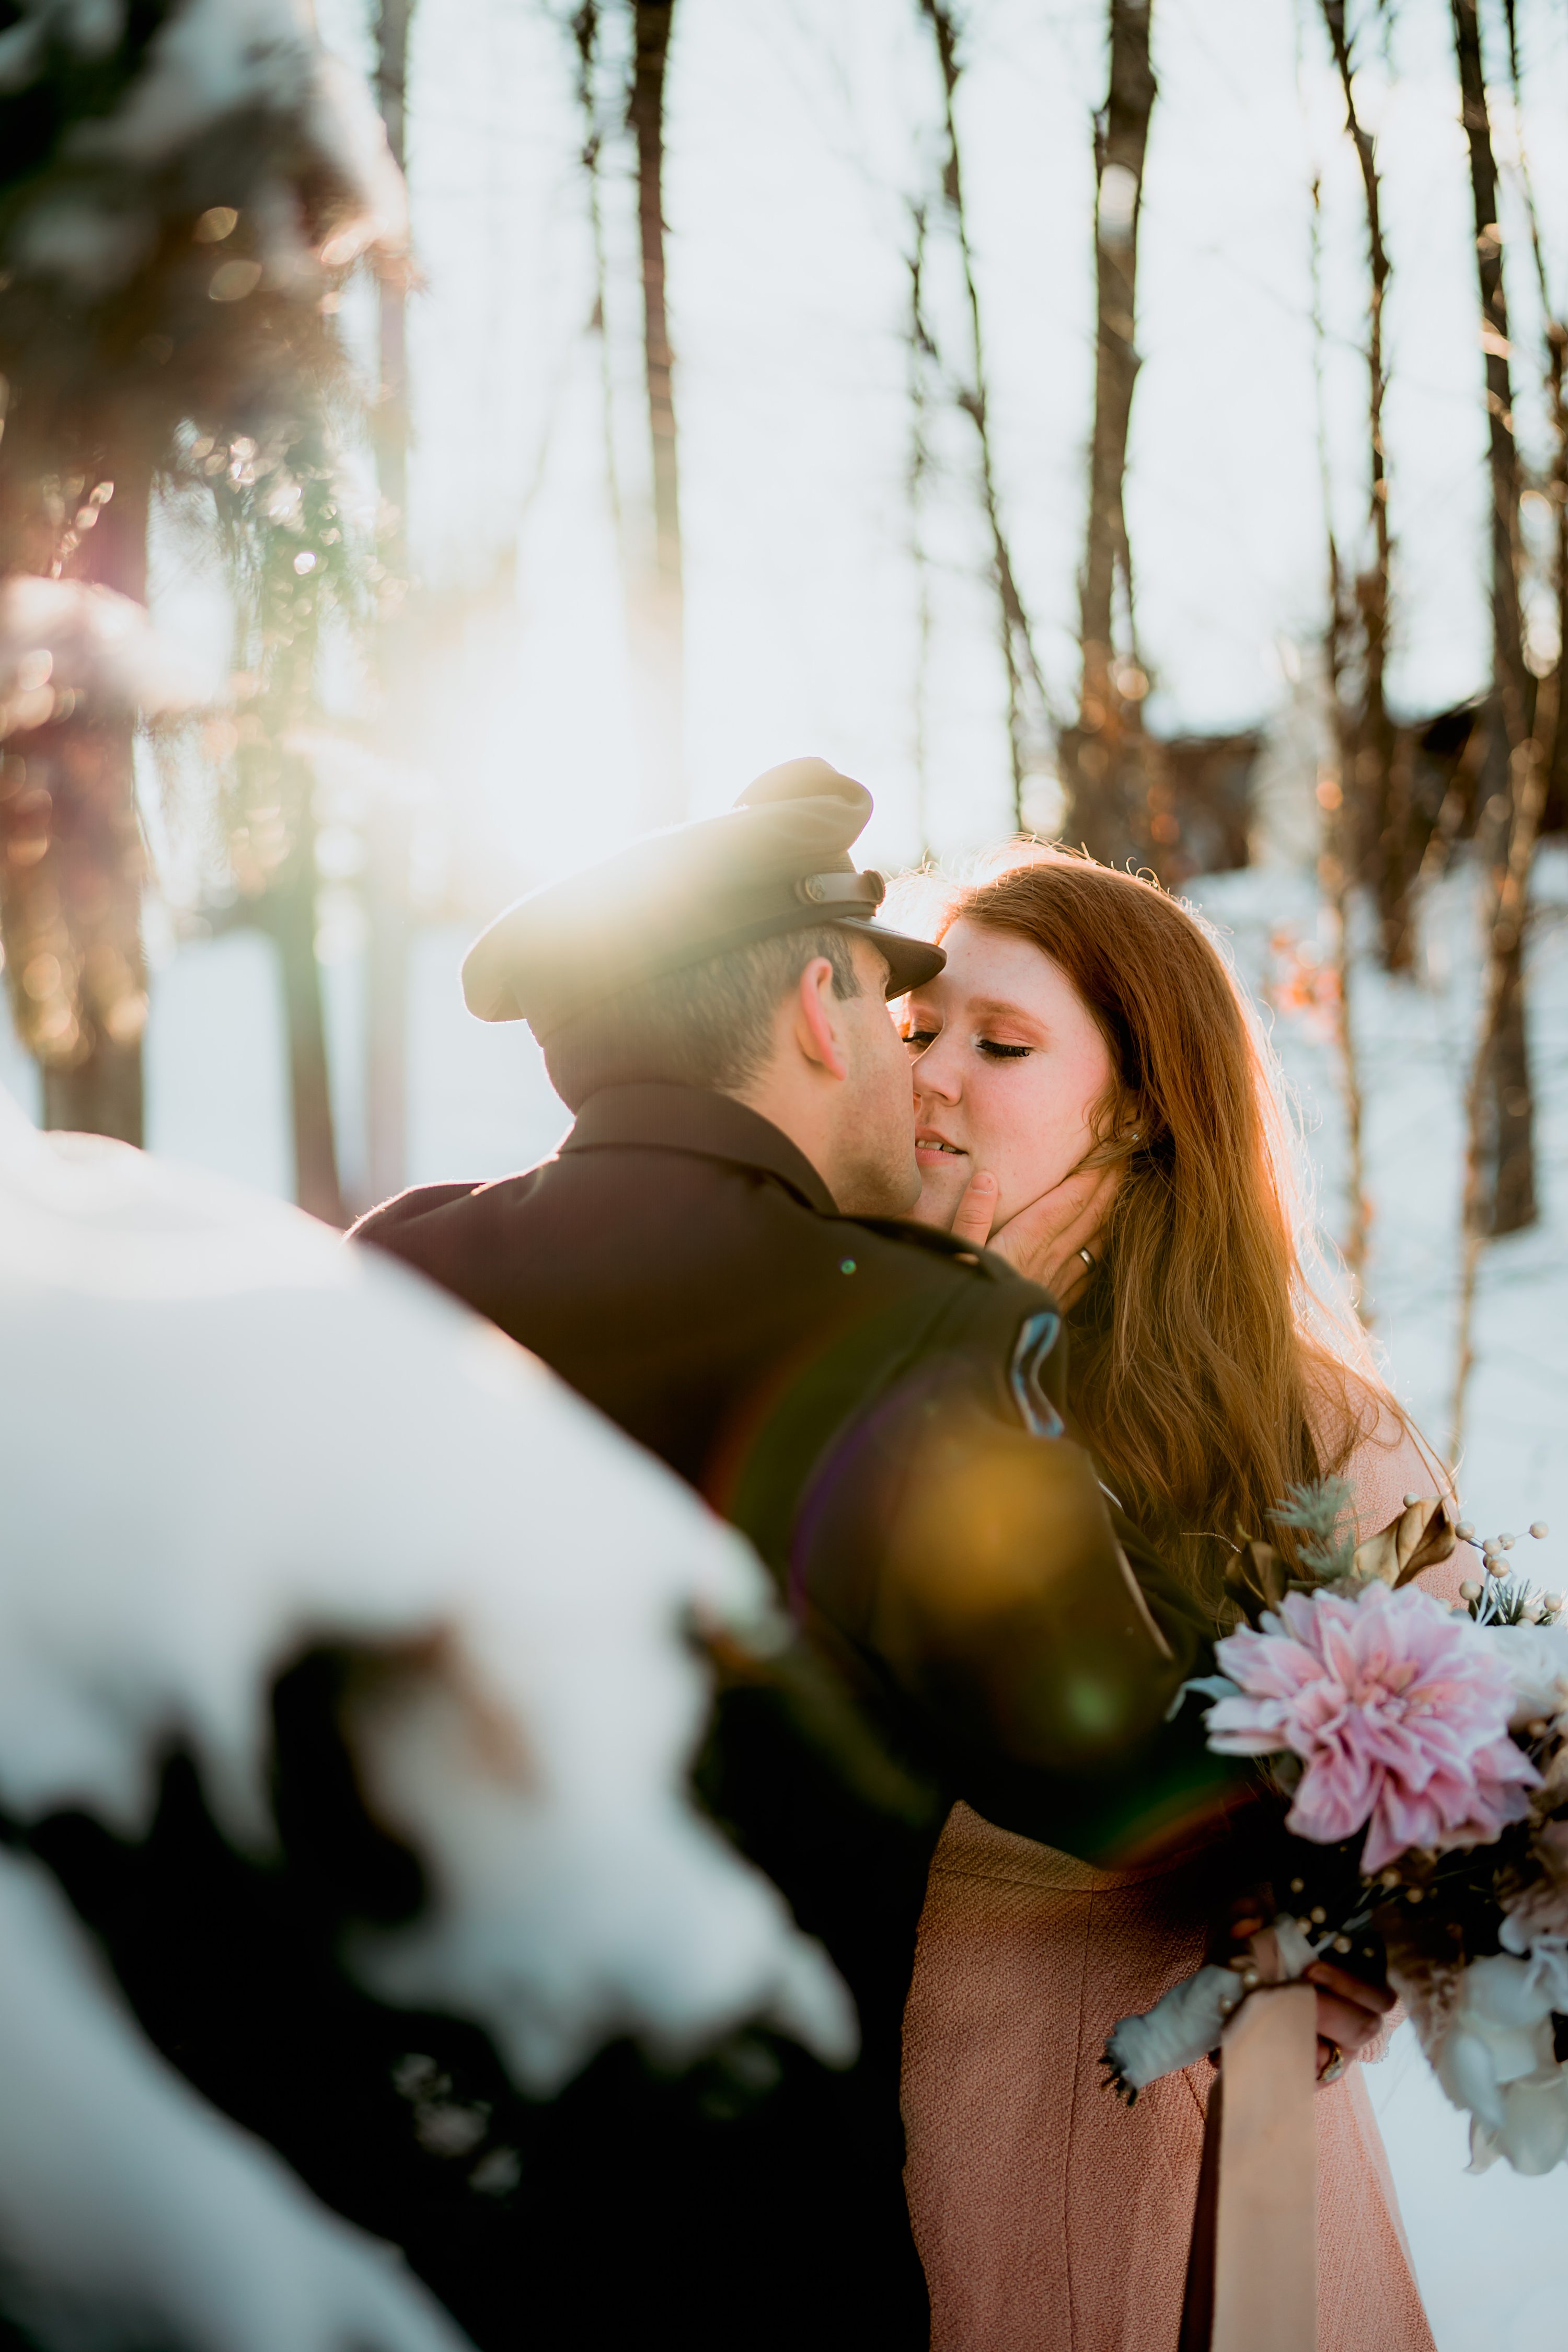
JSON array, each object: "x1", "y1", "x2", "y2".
[{"x1": 542, "y1": 926, "x2": 865, "y2": 1110}]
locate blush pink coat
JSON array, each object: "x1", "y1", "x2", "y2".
[{"x1": 901, "y1": 1400, "x2": 1461, "y2": 2352}]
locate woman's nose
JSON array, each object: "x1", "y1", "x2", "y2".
[{"x1": 913, "y1": 1036, "x2": 962, "y2": 1103}]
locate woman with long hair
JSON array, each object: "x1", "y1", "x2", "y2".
[{"x1": 896, "y1": 849, "x2": 1457, "y2": 2352}]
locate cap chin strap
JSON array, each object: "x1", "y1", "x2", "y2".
[{"x1": 794, "y1": 869, "x2": 886, "y2": 911}]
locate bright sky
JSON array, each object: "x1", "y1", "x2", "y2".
[{"x1": 309, "y1": 0, "x2": 1568, "y2": 887}]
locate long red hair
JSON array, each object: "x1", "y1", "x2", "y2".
[{"x1": 942, "y1": 851, "x2": 1396, "y2": 1618}]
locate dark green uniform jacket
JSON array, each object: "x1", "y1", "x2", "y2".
[{"x1": 354, "y1": 1081, "x2": 1219, "y2": 2351}]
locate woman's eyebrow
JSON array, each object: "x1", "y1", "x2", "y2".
[{"x1": 967, "y1": 995, "x2": 1046, "y2": 1032}]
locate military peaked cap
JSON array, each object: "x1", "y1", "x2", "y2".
[{"x1": 461, "y1": 756, "x2": 946, "y2": 1036}]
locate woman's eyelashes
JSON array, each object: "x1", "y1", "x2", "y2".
[{"x1": 902, "y1": 1022, "x2": 1033, "y2": 1063}]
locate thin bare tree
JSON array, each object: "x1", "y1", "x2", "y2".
[
  {"x1": 211, "y1": 422, "x2": 354, "y2": 1230},
  {"x1": 572, "y1": 5, "x2": 631, "y2": 575},
  {"x1": 1447, "y1": 0, "x2": 1543, "y2": 1455},
  {"x1": 365, "y1": 0, "x2": 418, "y2": 1209},
  {"x1": 917, "y1": 0, "x2": 1053, "y2": 832},
  {"x1": 1063, "y1": 0, "x2": 1157, "y2": 867},
  {"x1": 1307, "y1": 169, "x2": 1371, "y2": 1315},
  {"x1": 1318, "y1": 0, "x2": 1409, "y2": 971},
  {"x1": 628, "y1": 0, "x2": 685, "y2": 824},
  {"x1": 1504, "y1": 0, "x2": 1568, "y2": 831},
  {"x1": 906, "y1": 201, "x2": 938, "y2": 856}
]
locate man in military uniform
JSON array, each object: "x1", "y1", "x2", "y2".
[{"x1": 354, "y1": 758, "x2": 1217, "y2": 2348}]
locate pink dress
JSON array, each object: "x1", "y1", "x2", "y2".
[{"x1": 901, "y1": 1404, "x2": 1459, "y2": 2352}]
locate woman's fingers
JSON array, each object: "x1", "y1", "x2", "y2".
[
  {"x1": 1313, "y1": 1994, "x2": 1384, "y2": 2056},
  {"x1": 948, "y1": 1169, "x2": 999, "y2": 1249},
  {"x1": 1304, "y1": 1959, "x2": 1394, "y2": 2016},
  {"x1": 986, "y1": 1160, "x2": 1120, "y2": 1299},
  {"x1": 1306, "y1": 1959, "x2": 1393, "y2": 2056}
]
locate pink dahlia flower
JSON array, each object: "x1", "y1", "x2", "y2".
[{"x1": 1209, "y1": 1582, "x2": 1539, "y2": 1874}]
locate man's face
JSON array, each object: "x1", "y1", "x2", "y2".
[{"x1": 831, "y1": 937, "x2": 922, "y2": 1216}]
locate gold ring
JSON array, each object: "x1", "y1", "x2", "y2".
[{"x1": 1318, "y1": 2042, "x2": 1345, "y2": 2084}]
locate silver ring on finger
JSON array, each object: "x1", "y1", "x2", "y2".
[{"x1": 1077, "y1": 1247, "x2": 1096, "y2": 1271}]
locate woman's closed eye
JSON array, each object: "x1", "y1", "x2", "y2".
[{"x1": 903, "y1": 1023, "x2": 1033, "y2": 1060}]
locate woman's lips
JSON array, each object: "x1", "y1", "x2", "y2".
[{"x1": 915, "y1": 1134, "x2": 967, "y2": 1160}]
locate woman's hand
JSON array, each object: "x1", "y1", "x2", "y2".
[
  {"x1": 1226, "y1": 1898, "x2": 1395, "y2": 2082},
  {"x1": 946, "y1": 1160, "x2": 1120, "y2": 1306},
  {"x1": 1301, "y1": 1955, "x2": 1396, "y2": 2074}
]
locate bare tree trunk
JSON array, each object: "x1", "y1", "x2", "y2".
[
  {"x1": 269, "y1": 768, "x2": 345, "y2": 1226},
  {"x1": 1308, "y1": 172, "x2": 1370, "y2": 1315},
  {"x1": 1447, "y1": 0, "x2": 1542, "y2": 1457},
  {"x1": 1319, "y1": 0, "x2": 1406, "y2": 970},
  {"x1": 375, "y1": 0, "x2": 412, "y2": 547},
  {"x1": 1451, "y1": 0, "x2": 1536, "y2": 1242},
  {"x1": 218, "y1": 453, "x2": 347, "y2": 1228},
  {"x1": 7, "y1": 466, "x2": 153, "y2": 1144},
  {"x1": 1064, "y1": 0, "x2": 1156, "y2": 866},
  {"x1": 573, "y1": 4, "x2": 630, "y2": 577},
  {"x1": 628, "y1": 0, "x2": 684, "y2": 825},
  {"x1": 366, "y1": 0, "x2": 415, "y2": 1207},
  {"x1": 1449, "y1": 669, "x2": 1553, "y2": 1460},
  {"x1": 906, "y1": 201, "x2": 936, "y2": 857},
  {"x1": 918, "y1": 0, "x2": 1053, "y2": 833},
  {"x1": 1505, "y1": 0, "x2": 1568, "y2": 834}
]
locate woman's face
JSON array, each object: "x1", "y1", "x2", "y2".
[{"x1": 903, "y1": 917, "x2": 1119, "y2": 1228}]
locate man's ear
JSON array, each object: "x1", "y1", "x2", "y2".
[{"x1": 791, "y1": 956, "x2": 849, "y2": 1082}]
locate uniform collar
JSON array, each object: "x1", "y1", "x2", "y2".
[{"x1": 562, "y1": 1083, "x2": 839, "y2": 1217}]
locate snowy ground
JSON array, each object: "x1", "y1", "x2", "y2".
[{"x1": 5, "y1": 853, "x2": 1567, "y2": 2347}]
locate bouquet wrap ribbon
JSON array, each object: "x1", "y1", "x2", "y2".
[{"x1": 1178, "y1": 1933, "x2": 1318, "y2": 2352}]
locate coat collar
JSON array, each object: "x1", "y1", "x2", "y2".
[{"x1": 561, "y1": 1083, "x2": 839, "y2": 1217}]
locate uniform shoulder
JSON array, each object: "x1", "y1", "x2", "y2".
[
  {"x1": 350, "y1": 1173, "x2": 541, "y2": 1247},
  {"x1": 349, "y1": 1181, "x2": 480, "y2": 1246},
  {"x1": 846, "y1": 1213, "x2": 1043, "y2": 1292}
]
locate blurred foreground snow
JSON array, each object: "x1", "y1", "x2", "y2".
[{"x1": 0, "y1": 1090, "x2": 852, "y2": 2345}]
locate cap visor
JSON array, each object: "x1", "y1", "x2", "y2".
[{"x1": 852, "y1": 923, "x2": 946, "y2": 999}]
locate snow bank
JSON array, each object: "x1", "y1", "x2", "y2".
[
  {"x1": 0, "y1": 1091, "x2": 854, "y2": 2089},
  {"x1": 0, "y1": 1847, "x2": 470, "y2": 2352}
]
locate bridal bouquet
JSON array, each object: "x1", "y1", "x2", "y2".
[{"x1": 1106, "y1": 1479, "x2": 1568, "y2": 2175}]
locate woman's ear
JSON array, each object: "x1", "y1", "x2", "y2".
[
  {"x1": 1115, "y1": 1091, "x2": 1151, "y2": 1150},
  {"x1": 1081, "y1": 1088, "x2": 1144, "y2": 1169}
]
